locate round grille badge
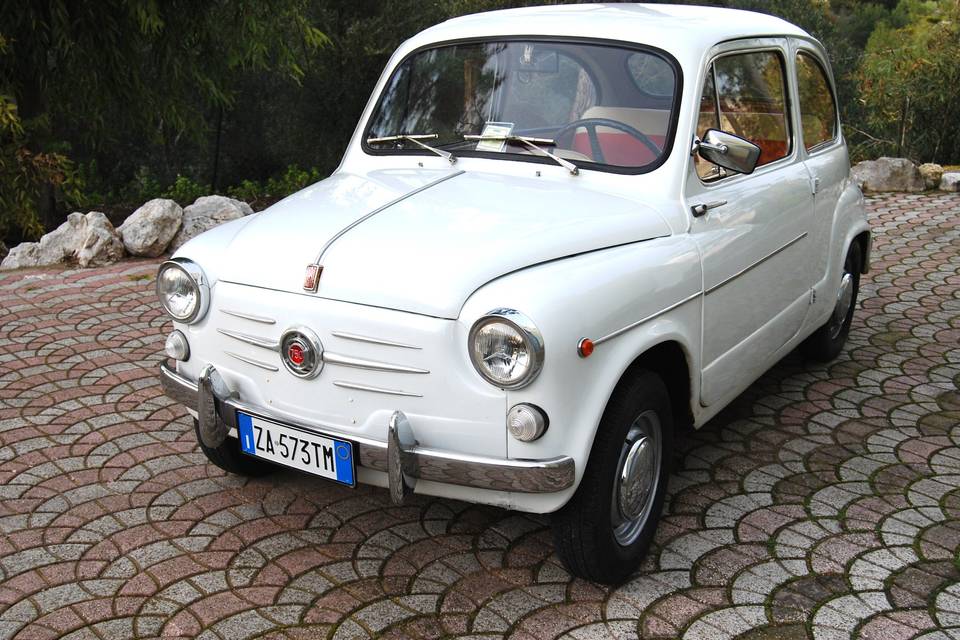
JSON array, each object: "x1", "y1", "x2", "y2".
[{"x1": 280, "y1": 327, "x2": 324, "y2": 379}]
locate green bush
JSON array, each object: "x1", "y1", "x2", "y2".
[
  {"x1": 118, "y1": 166, "x2": 164, "y2": 204},
  {"x1": 265, "y1": 165, "x2": 323, "y2": 197},
  {"x1": 163, "y1": 174, "x2": 211, "y2": 206},
  {"x1": 227, "y1": 179, "x2": 264, "y2": 203}
]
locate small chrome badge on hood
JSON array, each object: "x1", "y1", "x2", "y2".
[{"x1": 303, "y1": 264, "x2": 322, "y2": 292}]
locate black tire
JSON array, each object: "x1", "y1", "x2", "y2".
[
  {"x1": 552, "y1": 370, "x2": 673, "y2": 584},
  {"x1": 194, "y1": 419, "x2": 275, "y2": 477},
  {"x1": 801, "y1": 241, "x2": 862, "y2": 362}
]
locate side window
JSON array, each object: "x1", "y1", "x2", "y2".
[{"x1": 796, "y1": 52, "x2": 838, "y2": 151}]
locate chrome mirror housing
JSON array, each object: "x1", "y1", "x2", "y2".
[{"x1": 696, "y1": 129, "x2": 761, "y2": 175}]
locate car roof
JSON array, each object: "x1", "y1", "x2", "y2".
[{"x1": 408, "y1": 3, "x2": 812, "y2": 58}]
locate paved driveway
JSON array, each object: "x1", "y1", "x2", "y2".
[{"x1": 0, "y1": 193, "x2": 958, "y2": 640}]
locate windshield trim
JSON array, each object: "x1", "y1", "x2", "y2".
[{"x1": 360, "y1": 35, "x2": 684, "y2": 176}]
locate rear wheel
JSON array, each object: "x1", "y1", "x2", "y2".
[
  {"x1": 194, "y1": 419, "x2": 275, "y2": 477},
  {"x1": 801, "y1": 241, "x2": 862, "y2": 362},
  {"x1": 552, "y1": 370, "x2": 672, "y2": 584}
]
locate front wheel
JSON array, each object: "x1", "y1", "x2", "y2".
[
  {"x1": 801, "y1": 241, "x2": 862, "y2": 362},
  {"x1": 552, "y1": 370, "x2": 673, "y2": 584},
  {"x1": 194, "y1": 419, "x2": 275, "y2": 477}
]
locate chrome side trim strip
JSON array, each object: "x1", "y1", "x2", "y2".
[
  {"x1": 220, "y1": 309, "x2": 276, "y2": 325},
  {"x1": 159, "y1": 361, "x2": 573, "y2": 493},
  {"x1": 323, "y1": 352, "x2": 429, "y2": 374},
  {"x1": 331, "y1": 331, "x2": 422, "y2": 350},
  {"x1": 218, "y1": 328, "x2": 280, "y2": 351},
  {"x1": 223, "y1": 351, "x2": 279, "y2": 372},
  {"x1": 311, "y1": 170, "x2": 465, "y2": 265},
  {"x1": 704, "y1": 232, "x2": 808, "y2": 295},
  {"x1": 593, "y1": 292, "x2": 701, "y2": 346},
  {"x1": 333, "y1": 380, "x2": 422, "y2": 398}
]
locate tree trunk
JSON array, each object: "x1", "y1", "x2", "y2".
[{"x1": 211, "y1": 105, "x2": 224, "y2": 192}]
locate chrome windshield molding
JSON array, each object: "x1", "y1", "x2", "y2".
[
  {"x1": 217, "y1": 328, "x2": 280, "y2": 351},
  {"x1": 704, "y1": 232, "x2": 808, "y2": 295},
  {"x1": 220, "y1": 309, "x2": 277, "y2": 325},
  {"x1": 333, "y1": 380, "x2": 422, "y2": 398},
  {"x1": 310, "y1": 170, "x2": 465, "y2": 266},
  {"x1": 331, "y1": 331, "x2": 422, "y2": 350},
  {"x1": 593, "y1": 292, "x2": 700, "y2": 347},
  {"x1": 224, "y1": 351, "x2": 279, "y2": 372},
  {"x1": 322, "y1": 352, "x2": 429, "y2": 374},
  {"x1": 158, "y1": 361, "x2": 573, "y2": 494}
]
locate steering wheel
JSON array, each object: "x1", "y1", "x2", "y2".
[{"x1": 554, "y1": 117, "x2": 661, "y2": 164}]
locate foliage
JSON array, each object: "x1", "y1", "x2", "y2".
[
  {"x1": 0, "y1": 0, "x2": 327, "y2": 235},
  {"x1": 0, "y1": 34, "x2": 82, "y2": 241},
  {"x1": 0, "y1": 0, "x2": 956, "y2": 247},
  {"x1": 163, "y1": 175, "x2": 211, "y2": 207},
  {"x1": 226, "y1": 165, "x2": 323, "y2": 203},
  {"x1": 855, "y1": 0, "x2": 960, "y2": 163}
]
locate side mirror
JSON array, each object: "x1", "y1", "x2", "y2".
[{"x1": 696, "y1": 129, "x2": 761, "y2": 175}]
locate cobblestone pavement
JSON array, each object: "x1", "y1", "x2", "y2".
[{"x1": 0, "y1": 192, "x2": 958, "y2": 640}]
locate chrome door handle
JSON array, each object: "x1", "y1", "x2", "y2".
[{"x1": 691, "y1": 200, "x2": 727, "y2": 217}]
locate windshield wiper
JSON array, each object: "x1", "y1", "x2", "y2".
[
  {"x1": 463, "y1": 134, "x2": 578, "y2": 175},
  {"x1": 366, "y1": 133, "x2": 456, "y2": 164}
]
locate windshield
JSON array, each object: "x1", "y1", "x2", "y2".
[{"x1": 365, "y1": 40, "x2": 679, "y2": 173}]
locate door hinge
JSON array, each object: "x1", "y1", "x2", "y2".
[
  {"x1": 810, "y1": 289, "x2": 817, "y2": 305},
  {"x1": 809, "y1": 176, "x2": 821, "y2": 195}
]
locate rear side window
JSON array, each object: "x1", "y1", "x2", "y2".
[
  {"x1": 796, "y1": 52, "x2": 838, "y2": 151},
  {"x1": 697, "y1": 50, "x2": 791, "y2": 180}
]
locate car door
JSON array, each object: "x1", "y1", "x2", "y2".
[
  {"x1": 686, "y1": 41, "x2": 816, "y2": 407},
  {"x1": 794, "y1": 45, "x2": 845, "y2": 289}
]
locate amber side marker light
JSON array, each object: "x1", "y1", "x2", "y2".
[
  {"x1": 577, "y1": 337, "x2": 594, "y2": 358},
  {"x1": 303, "y1": 264, "x2": 322, "y2": 291}
]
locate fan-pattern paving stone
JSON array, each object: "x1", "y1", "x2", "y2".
[{"x1": 0, "y1": 192, "x2": 958, "y2": 639}]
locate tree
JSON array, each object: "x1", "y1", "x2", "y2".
[
  {"x1": 856, "y1": 0, "x2": 960, "y2": 162},
  {"x1": 0, "y1": 0, "x2": 326, "y2": 238},
  {"x1": 0, "y1": 34, "x2": 80, "y2": 242}
]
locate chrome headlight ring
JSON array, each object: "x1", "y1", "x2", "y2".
[
  {"x1": 468, "y1": 308, "x2": 544, "y2": 390},
  {"x1": 156, "y1": 258, "x2": 210, "y2": 324}
]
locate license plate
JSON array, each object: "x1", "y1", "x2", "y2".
[{"x1": 236, "y1": 412, "x2": 355, "y2": 486}]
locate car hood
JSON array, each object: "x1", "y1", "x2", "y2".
[{"x1": 189, "y1": 169, "x2": 671, "y2": 319}]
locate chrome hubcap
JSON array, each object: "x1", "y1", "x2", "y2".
[
  {"x1": 828, "y1": 272, "x2": 854, "y2": 340},
  {"x1": 611, "y1": 410, "x2": 662, "y2": 546}
]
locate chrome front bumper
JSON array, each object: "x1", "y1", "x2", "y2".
[{"x1": 160, "y1": 361, "x2": 575, "y2": 500}]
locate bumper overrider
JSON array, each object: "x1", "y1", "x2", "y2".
[{"x1": 159, "y1": 361, "x2": 575, "y2": 502}]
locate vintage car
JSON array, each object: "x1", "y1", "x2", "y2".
[{"x1": 157, "y1": 4, "x2": 871, "y2": 583}]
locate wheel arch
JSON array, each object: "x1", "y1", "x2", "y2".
[
  {"x1": 853, "y1": 229, "x2": 872, "y2": 274},
  {"x1": 609, "y1": 340, "x2": 694, "y2": 433}
]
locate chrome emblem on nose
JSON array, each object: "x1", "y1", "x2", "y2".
[{"x1": 280, "y1": 327, "x2": 324, "y2": 379}]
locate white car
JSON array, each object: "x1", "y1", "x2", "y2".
[{"x1": 158, "y1": 4, "x2": 870, "y2": 583}]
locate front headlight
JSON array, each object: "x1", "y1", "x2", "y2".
[
  {"x1": 156, "y1": 259, "x2": 209, "y2": 323},
  {"x1": 469, "y1": 309, "x2": 544, "y2": 389}
]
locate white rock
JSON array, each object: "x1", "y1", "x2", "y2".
[
  {"x1": 0, "y1": 242, "x2": 41, "y2": 270},
  {"x1": 76, "y1": 212, "x2": 125, "y2": 268},
  {"x1": 918, "y1": 163, "x2": 944, "y2": 190},
  {"x1": 940, "y1": 172, "x2": 960, "y2": 192},
  {"x1": 118, "y1": 198, "x2": 183, "y2": 257},
  {"x1": 168, "y1": 195, "x2": 252, "y2": 252},
  {"x1": 851, "y1": 157, "x2": 925, "y2": 192},
  {"x1": 37, "y1": 212, "x2": 85, "y2": 264}
]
